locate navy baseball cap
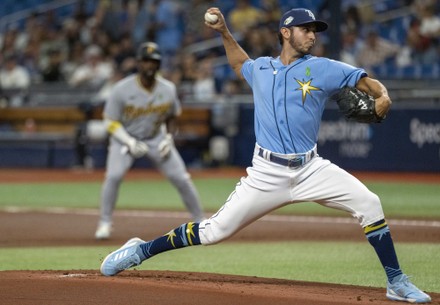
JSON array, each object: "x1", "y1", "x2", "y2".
[{"x1": 279, "y1": 8, "x2": 328, "y2": 32}]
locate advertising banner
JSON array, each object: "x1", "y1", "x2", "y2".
[{"x1": 318, "y1": 107, "x2": 440, "y2": 171}]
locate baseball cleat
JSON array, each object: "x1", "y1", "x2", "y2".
[
  {"x1": 95, "y1": 221, "x2": 112, "y2": 240},
  {"x1": 100, "y1": 237, "x2": 145, "y2": 276},
  {"x1": 386, "y1": 274, "x2": 431, "y2": 303}
]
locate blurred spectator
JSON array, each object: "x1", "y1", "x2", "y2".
[
  {"x1": 193, "y1": 57, "x2": 217, "y2": 102},
  {"x1": 40, "y1": 48, "x2": 65, "y2": 82},
  {"x1": 413, "y1": 0, "x2": 440, "y2": 36},
  {"x1": 260, "y1": 0, "x2": 282, "y2": 27},
  {"x1": 107, "y1": 41, "x2": 136, "y2": 77},
  {"x1": 340, "y1": 29, "x2": 364, "y2": 66},
  {"x1": 93, "y1": 1, "x2": 116, "y2": 41},
  {"x1": 13, "y1": 11, "x2": 41, "y2": 52},
  {"x1": 68, "y1": 44, "x2": 113, "y2": 89},
  {"x1": 170, "y1": 52, "x2": 199, "y2": 97},
  {"x1": 356, "y1": 30, "x2": 400, "y2": 73},
  {"x1": 153, "y1": 0, "x2": 185, "y2": 70},
  {"x1": 94, "y1": 0, "x2": 136, "y2": 42},
  {"x1": 131, "y1": 0, "x2": 157, "y2": 47},
  {"x1": 405, "y1": 17, "x2": 438, "y2": 65},
  {"x1": 0, "y1": 28, "x2": 19, "y2": 55},
  {"x1": 41, "y1": 9, "x2": 61, "y2": 32},
  {"x1": 0, "y1": 54, "x2": 31, "y2": 107},
  {"x1": 184, "y1": 0, "x2": 212, "y2": 38},
  {"x1": 62, "y1": 18, "x2": 81, "y2": 50},
  {"x1": 241, "y1": 26, "x2": 275, "y2": 58},
  {"x1": 418, "y1": 5, "x2": 440, "y2": 38},
  {"x1": 112, "y1": 34, "x2": 136, "y2": 67},
  {"x1": 62, "y1": 41, "x2": 86, "y2": 82},
  {"x1": 228, "y1": 0, "x2": 264, "y2": 34},
  {"x1": 221, "y1": 78, "x2": 244, "y2": 97},
  {"x1": 38, "y1": 26, "x2": 69, "y2": 79},
  {"x1": 180, "y1": 52, "x2": 199, "y2": 82},
  {"x1": 93, "y1": 65, "x2": 127, "y2": 103},
  {"x1": 20, "y1": 36, "x2": 42, "y2": 83},
  {"x1": 417, "y1": 3, "x2": 440, "y2": 63},
  {"x1": 39, "y1": 26, "x2": 68, "y2": 61},
  {"x1": 342, "y1": 5, "x2": 363, "y2": 34}
]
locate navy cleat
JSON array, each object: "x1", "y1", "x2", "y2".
[
  {"x1": 100, "y1": 237, "x2": 145, "y2": 276},
  {"x1": 386, "y1": 274, "x2": 431, "y2": 303}
]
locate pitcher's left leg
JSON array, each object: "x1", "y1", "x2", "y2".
[{"x1": 293, "y1": 158, "x2": 431, "y2": 303}]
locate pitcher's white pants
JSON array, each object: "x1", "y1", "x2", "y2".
[{"x1": 199, "y1": 147, "x2": 384, "y2": 245}]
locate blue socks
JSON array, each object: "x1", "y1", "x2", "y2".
[
  {"x1": 135, "y1": 219, "x2": 403, "y2": 284},
  {"x1": 137, "y1": 222, "x2": 201, "y2": 261},
  {"x1": 364, "y1": 219, "x2": 403, "y2": 282}
]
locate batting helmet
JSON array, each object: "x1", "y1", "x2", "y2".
[{"x1": 136, "y1": 42, "x2": 162, "y2": 62}]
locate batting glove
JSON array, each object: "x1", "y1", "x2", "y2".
[
  {"x1": 126, "y1": 137, "x2": 149, "y2": 158},
  {"x1": 158, "y1": 133, "x2": 173, "y2": 159}
]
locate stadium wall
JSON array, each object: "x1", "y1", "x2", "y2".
[{"x1": 0, "y1": 103, "x2": 439, "y2": 172}]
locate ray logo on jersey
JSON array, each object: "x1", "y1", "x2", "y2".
[{"x1": 295, "y1": 78, "x2": 320, "y2": 104}]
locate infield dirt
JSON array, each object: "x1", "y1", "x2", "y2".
[{"x1": 0, "y1": 168, "x2": 439, "y2": 305}]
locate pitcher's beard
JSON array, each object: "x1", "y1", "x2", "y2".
[{"x1": 288, "y1": 36, "x2": 314, "y2": 56}]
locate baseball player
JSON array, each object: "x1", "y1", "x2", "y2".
[
  {"x1": 100, "y1": 8, "x2": 431, "y2": 303},
  {"x1": 94, "y1": 42, "x2": 205, "y2": 239}
]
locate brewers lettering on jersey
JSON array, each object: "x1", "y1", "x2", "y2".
[
  {"x1": 99, "y1": 8, "x2": 430, "y2": 304},
  {"x1": 95, "y1": 42, "x2": 204, "y2": 240}
]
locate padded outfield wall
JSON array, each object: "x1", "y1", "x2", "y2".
[
  {"x1": 0, "y1": 103, "x2": 439, "y2": 172},
  {"x1": 231, "y1": 103, "x2": 440, "y2": 172}
]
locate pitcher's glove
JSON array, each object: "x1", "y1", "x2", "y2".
[{"x1": 334, "y1": 86, "x2": 384, "y2": 123}]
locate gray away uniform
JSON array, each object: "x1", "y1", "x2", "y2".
[{"x1": 99, "y1": 74, "x2": 204, "y2": 226}]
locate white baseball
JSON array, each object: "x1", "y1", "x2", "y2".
[{"x1": 204, "y1": 12, "x2": 218, "y2": 24}]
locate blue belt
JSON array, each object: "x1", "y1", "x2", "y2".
[{"x1": 258, "y1": 147, "x2": 315, "y2": 168}]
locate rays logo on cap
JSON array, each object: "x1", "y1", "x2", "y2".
[
  {"x1": 284, "y1": 16, "x2": 294, "y2": 26},
  {"x1": 306, "y1": 9, "x2": 315, "y2": 20}
]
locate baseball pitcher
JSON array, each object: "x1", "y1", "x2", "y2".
[{"x1": 99, "y1": 8, "x2": 430, "y2": 304}]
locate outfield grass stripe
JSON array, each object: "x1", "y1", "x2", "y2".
[{"x1": 3, "y1": 206, "x2": 440, "y2": 228}]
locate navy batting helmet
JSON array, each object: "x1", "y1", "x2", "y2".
[{"x1": 136, "y1": 42, "x2": 161, "y2": 61}]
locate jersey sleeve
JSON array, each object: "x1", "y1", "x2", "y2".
[
  {"x1": 241, "y1": 59, "x2": 255, "y2": 87},
  {"x1": 335, "y1": 60, "x2": 367, "y2": 87},
  {"x1": 324, "y1": 59, "x2": 368, "y2": 97}
]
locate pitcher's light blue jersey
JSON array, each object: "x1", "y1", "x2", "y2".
[{"x1": 241, "y1": 55, "x2": 367, "y2": 154}]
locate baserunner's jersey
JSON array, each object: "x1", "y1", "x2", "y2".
[
  {"x1": 241, "y1": 55, "x2": 367, "y2": 154},
  {"x1": 104, "y1": 74, "x2": 181, "y2": 140}
]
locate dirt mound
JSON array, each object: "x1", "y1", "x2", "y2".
[{"x1": 4, "y1": 270, "x2": 438, "y2": 305}]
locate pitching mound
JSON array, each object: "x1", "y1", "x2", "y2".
[{"x1": 5, "y1": 270, "x2": 435, "y2": 305}]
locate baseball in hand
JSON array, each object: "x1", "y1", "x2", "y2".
[{"x1": 204, "y1": 12, "x2": 218, "y2": 24}]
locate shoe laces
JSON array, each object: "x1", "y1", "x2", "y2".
[
  {"x1": 393, "y1": 275, "x2": 426, "y2": 296},
  {"x1": 116, "y1": 253, "x2": 140, "y2": 270},
  {"x1": 399, "y1": 274, "x2": 412, "y2": 286}
]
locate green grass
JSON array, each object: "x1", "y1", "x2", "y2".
[
  {"x1": 0, "y1": 179, "x2": 439, "y2": 219},
  {"x1": 1, "y1": 242, "x2": 438, "y2": 292},
  {"x1": 0, "y1": 176, "x2": 438, "y2": 293}
]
